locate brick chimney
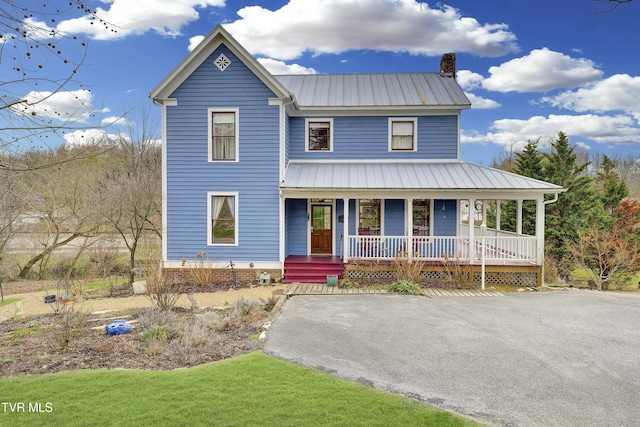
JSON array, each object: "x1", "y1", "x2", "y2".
[{"x1": 439, "y1": 53, "x2": 456, "y2": 78}]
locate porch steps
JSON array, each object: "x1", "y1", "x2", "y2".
[{"x1": 283, "y1": 256, "x2": 342, "y2": 284}]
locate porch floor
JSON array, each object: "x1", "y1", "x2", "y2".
[{"x1": 284, "y1": 283, "x2": 503, "y2": 297}]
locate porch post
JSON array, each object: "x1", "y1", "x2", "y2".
[
  {"x1": 496, "y1": 200, "x2": 501, "y2": 231},
  {"x1": 535, "y1": 197, "x2": 544, "y2": 265},
  {"x1": 279, "y1": 192, "x2": 285, "y2": 278},
  {"x1": 407, "y1": 198, "x2": 413, "y2": 261},
  {"x1": 481, "y1": 200, "x2": 487, "y2": 225},
  {"x1": 343, "y1": 198, "x2": 349, "y2": 263},
  {"x1": 516, "y1": 199, "x2": 523, "y2": 235},
  {"x1": 468, "y1": 198, "x2": 476, "y2": 263}
]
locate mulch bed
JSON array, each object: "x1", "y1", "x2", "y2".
[{"x1": 0, "y1": 307, "x2": 267, "y2": 377}]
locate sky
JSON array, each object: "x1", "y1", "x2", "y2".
[{"x1": 6, "y1": 0, "x2": 640, "y2": 166}]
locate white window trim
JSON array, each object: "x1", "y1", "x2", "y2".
[
  {"x1": 207, "y1": 191, "x2": 239, "y2": 246},
  {"x1": 356, "y1": 199, "x2": 384, "y2": 236},
  {"x1": 407, "y1": 199, "x2": 432, "y2": 237},
  {"x1": 388, "y1": 118, "x2": 418, "y2": 152},
  {"x1": 305, "y1": 118, "x2": 334, "y2": 152},
  {"x1": 208, "y1": 108, "x2": 239, "y2": 162}
]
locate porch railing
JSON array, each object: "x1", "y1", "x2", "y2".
[{"x1": 346, "y1": 235, "x2": 538, "y2": 264}]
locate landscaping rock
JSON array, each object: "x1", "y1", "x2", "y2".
[{"x1": 132, "y1": 280, "x2": 147, "y2": 295}]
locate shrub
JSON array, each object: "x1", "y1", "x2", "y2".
[
  {"x1": 181, "y1": 252, "x2": 217, "y2": 288},
  {"x1": 138, "y1": 324, "x2": 174, "y2": 344},
  {"x1": 442, "y1": 255, "x2": 474, "y2": 289},
  {"x1": 137, "y1": 308, "x2": 179, "y2": 330},
  {"x1": 145, "y1": 265, "x2": 182, "y2": 312},
  {"x1": 389, "y1": 280, "x2": 423, "y2": 295},
  {"x1": 393, "y1": 253, "x2": 425, "y2": 283}
]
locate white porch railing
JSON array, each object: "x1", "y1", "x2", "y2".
[{"x1": 346, "y1": 235, "x2": 538, "y2": 264}]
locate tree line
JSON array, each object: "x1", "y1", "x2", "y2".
[
  {"x1": 0, "y1": 128, "x2": 161, "y2": 285},
  {"x1": 492, "y1": 131, "x2": 640, "y2": 290}
]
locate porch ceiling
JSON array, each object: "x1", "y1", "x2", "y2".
[{"x1": 280, "y1": 161, "x2": 564, "y2": 198}]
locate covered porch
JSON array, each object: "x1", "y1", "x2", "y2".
[{"x1": 279, "y1": 161, "x2": 564, "y2": 281}]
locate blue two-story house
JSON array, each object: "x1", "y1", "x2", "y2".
[{"x1": 150, "y1": 25, "x2": 563, "y2": 287}]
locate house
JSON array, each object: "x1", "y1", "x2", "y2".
[{"x1": 150, "y1": 25, "x2": 564, "y2": 287}]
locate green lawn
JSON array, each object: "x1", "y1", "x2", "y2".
[
  {"x1": 0, "y1": 298, "x2": 20, "y2": 308},
  {"x1": 0, "y1": 352, "x2": 482, "y2": 426}
]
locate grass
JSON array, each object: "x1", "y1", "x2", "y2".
[
  {"x1": 0, "y1": 298, "x2": 20, "y2": 308},
  {"x1": 0, "y1": 352, "x2": 482, "y2": 427}
]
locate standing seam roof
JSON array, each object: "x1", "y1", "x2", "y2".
[{"x1": 275, "y1": 73, "x2": 471, "y2": 108}]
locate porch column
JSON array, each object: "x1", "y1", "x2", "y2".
[
  {"x1": 407, "y1": 198, "x2": 413, "y2": 260},
  {"x1": 343, "y1": 197, "x2": 349, "y2": 263},
  {"x1": 516, "y1": 199, "x2": 523, "y2": 235},
  {"x1": 535, "y1": 197, "x2": 545, "y2": 265},
  {"x1": 496, "y1": 200, "x2": 501, "y2": 231},
  {"x1": 468, "y1": 198, "x2": 476, "y2": 263},
  {"x1": 279, "y1": 193, "x2": 285, "y2": 278}
]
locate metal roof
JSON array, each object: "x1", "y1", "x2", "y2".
[
  {"x1": 275, "y1": 73, "x2": 471, "y2": 109},
  {"x1": 280, "y1": 161, "x2": 564, "y2": 194}
]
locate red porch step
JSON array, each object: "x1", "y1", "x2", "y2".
[{"x1": 283, "y1": 256, "x2": 342, "y2": 284}]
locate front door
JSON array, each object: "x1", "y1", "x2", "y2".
[{"x1": 311, "y1": 204, "x2": 332, "y2": 255}]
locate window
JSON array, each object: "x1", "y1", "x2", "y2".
[
  {"x1": 358, "y1": 199, "x2": 381, "y2": 235},
  {"x1": 208, "y1": 193, "x2": 238, "y2": 245},
  {"x1": 389, "y1": 118, "x2": 417, "y2": 151},
  {"x1": 412, "y1": 199, "x2": 430, "y2": 236},
  {"x1": 209, "y1": 109, "x2": 239, "y2": 161},
  {"x1": 306, "y1": 119, "x2": 333, "y2": 151}
]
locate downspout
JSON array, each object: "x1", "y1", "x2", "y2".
[{"x1": 540, "y1": 193, "x2": 560, "y2": 285}]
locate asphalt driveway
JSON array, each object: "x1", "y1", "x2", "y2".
[{"x1": 263, "y1": 290, "x2": 640, "y2": 427}]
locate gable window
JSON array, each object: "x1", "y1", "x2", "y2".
[
  {"x1": 208, "y1": 193, "x2": 238, "y2": 245},
  {"x1": 389, "y1": 118, "x2": 417, "y2": 151},
  {"x1": 209, "y1": 109, "x2": 239, "y2": 161},
  {"x1": 358, "y1": 199, "x2": 381, "y2": 236},
  {"x1": 306, "y1": 119, "x2": 333, "y2": 151}
]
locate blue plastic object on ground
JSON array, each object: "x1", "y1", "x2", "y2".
[{"x1": 105, "y1": 320, "x2": 132, "y2": 335}]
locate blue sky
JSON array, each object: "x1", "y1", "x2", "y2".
[{"x1": 7, "y1": 0, "x2": 640, "y2": 165}]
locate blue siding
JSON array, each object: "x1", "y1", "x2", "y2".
[
  {"x1": 165, "y1": 44, "x2": 281, "y2": 262},
  {"x1": 384, "y1": 200, "x2": 405, "y2": 235},
  {"x1": 285, "y1": 199, "x2": 307, "y2": 256},
  {"x1": 433, "y1": 199, "x2": 457, "y2": 236},
  {"x1": 288, "y1": 115, "x2": 458, "y2": 160}
]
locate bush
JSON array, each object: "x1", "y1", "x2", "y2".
[
  {"x1": 137, "y1": 308, "x2": 179, "y2": 330},
  {"x1": 138, "y1": 324, "x2": 174, "y2": 344},
  {"x1": 389, "y1": 280, "x2": 423, "y2": 295}
]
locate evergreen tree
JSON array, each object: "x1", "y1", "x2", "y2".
[
  {"x1": 542, "y1": 132, "x2": 599, "y2": 274},
  {"x1": 504, "y1": 139, "x2": 544, "y2": 235},
  {"x1": 596, "y1": 155, "x2": 629, "y2": 214}
]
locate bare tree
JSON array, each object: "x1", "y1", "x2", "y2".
[
  {"x1": 592, "y1": 0, "x2": 634, "y2": 12},
  {"x1": 15, "y1": 146, "x2": 105, "y2": 279},
  {"x1": 567, "y1": 200, "x2": 640, "y2": 291},
  {"x1": 0, "y1": 1, "x2": 114, "y2": 168},
  {"x1": 0, "y1": 168, "x2": 28, "y2": 275},
  {"x1": 98, "y1": 107, "x2": 162, "y2": 285}
]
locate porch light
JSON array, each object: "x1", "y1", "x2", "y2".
[{"x1": 441, "y1": 201, "x2": 446, "y2": 211}]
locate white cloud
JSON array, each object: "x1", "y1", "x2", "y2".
[
  {"x1": 541, "y1": 74, "x2": 640, "y2": 122},
  {"x1": 465, "y1": 114, "x2": 640, "y2": 150},
  {"x1": 63, "y1": 129, "x2": 123, "y2": 146},
  {"x1": 11, "y1": 89, "x2": 97, "y2": 123},
  {"x1": 257, "y1": 58, "x2": 317, "y2": 75},
  {"x1": 456, "y1": 70, "x2": 485, "y2": 91},
  {"x1": 33, "y1": 0, "x2": 225, "y2": 40},
  {"x1": 465, "y1": 93, "x2": 500, "y2": 109},
  {"x1": 224, "y1": 0, "x2": 518, "y2": 60},
  {"x1": 483, "y1": 48, "x2": 603, "y2": 92},
  {"x1": 101, "y1": 116, "x2": 130, "y2": 127},
  {"x1": 188, "y1": 35, "x2": 206, "y2": 51}
]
